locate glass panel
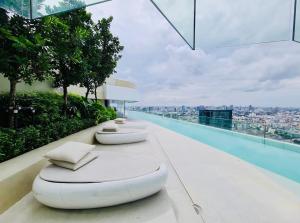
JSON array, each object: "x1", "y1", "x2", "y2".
[
  {"x1": 195, "y1": 0, "x2": 293, "y2": 49},
  {"x1": 0, "y1": 0, "x2": 109, "y2": 19},
  {"x1": 294, "y1": 0, "x2": 300, "y2": 42},
  {"x1": 32, "y1": 0, "x2": 110, "y2": 18},
  {"x1": 151, "y1": 0, "x2": 195, "y2": 49},
  {"x1": 128, "y1": 109, "x2": 300, "y2": 144},
  {"x1": 151, "y1": 0, "x2": 293, "y2": 49},
  {"x1": 0, "y1": 0, "x2": 31, "y2": 18}
]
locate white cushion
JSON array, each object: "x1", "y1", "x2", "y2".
[
  {"x1": 95, "y1": 129, "x2": 148, "y2": 145},
  {"x1": 40, "y1": 151, "x2": 159, "y2": 183},
  {"x1": 102, "y1": 123, "x2": 119, "y2": 132},
  {"x1": 49, "y1": 152, "x2": 98, "y2": 171},
  {"x1": 114, "y1": 118, "x2": 126, "y2": 124},
  {"x1": 45, "y1": 142, "x2": 95, "y2": 164},
  {"x1": 115, "y1": 118, "x2": 126, "y2": 121}
]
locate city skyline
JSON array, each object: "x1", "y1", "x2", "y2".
[
  {"x1": 130, "y1": 105, "x2": 300, "y2": 144},
  {"x1": 129, "y1": 104, "x2": 300, "y2": 109}
]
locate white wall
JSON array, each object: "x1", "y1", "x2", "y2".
[{"x1": 104, "y1": 85, "x2": 140, "y2": 102}]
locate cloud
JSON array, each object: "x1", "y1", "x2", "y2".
[
  {"x1": 88, "y1": 0, "x2": 300, "y2": 107},
  {"x1": 194, "y1": 0, "x2": 292, "y2": 48}
]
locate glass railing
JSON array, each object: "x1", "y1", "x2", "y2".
[
  {"x1": 294, "y1": 0, "x2": 300, "y2": 42},
  {"x1": 131, "y1": 110, "x2": 300, "y2": 145},
  {"x1": 151, "y1": 0, "x2": 295, "y2": 49},
  {"x1": 0, "y1": 0, "x2": 110, "y2": 19},
  {"x1": 151, "y1": 0, "x2": 195, "y2": 48},
  {"x1": 1, "y1": 0, "x2": 299, "y2": 48}
]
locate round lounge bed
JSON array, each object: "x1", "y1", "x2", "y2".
[
  {"x1": 95, "y1": 129, "x2": 148, "y2": 145},
  {"x1": 33, "y1": 151, "x2": 168, "y2": 209}
]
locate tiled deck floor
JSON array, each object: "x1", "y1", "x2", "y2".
[{"x1": 1, "y1": 121, "x2": 300, "y2": 223}]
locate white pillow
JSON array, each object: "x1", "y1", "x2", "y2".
[
  {"x1": 115, "y1": 118, "x2": 126, "y2": 121},
  {"x1": 114, "y1": 118, "x2": 126, "y2": 124},
  {"x1": 102, "y1": 123, "x2": 119, "y2": 132},
  {"x1": 45, "y1": 142, "x2": 95, "y2": 164},
  {"x1": 49, "y1": 152, "x2": 98, "y2": 171}
]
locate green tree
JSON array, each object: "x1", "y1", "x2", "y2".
[
  {"x1": 93, "y1": 17, "x2": 123, "y2": 100},
  {"x1": 80, "y1": 19, "x2": 98, "y2": 99},
  {"x1": 0, "y1": 9, "x2": 51, "y2": 127},
  {"x1": 81, "y1": 17, "x2": 123, "y2": 100},
  {"x1": 42, "y1": 9, "x2": 92, "y2": 112}
]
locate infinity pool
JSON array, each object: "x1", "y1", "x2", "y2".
[{"x1": 129, "y1": 111, "x2": 300, "y2": 184}]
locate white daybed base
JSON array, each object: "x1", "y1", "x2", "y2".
[
  {"x1": 32, "y1": 164, "x2": 167, "y2": 209},
  {"x1": 95, "y1": 130, "x2": 148, "y2": 145}
]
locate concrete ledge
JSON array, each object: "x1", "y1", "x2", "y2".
[{"x1": 0, "y1": 125, "x2": 99, "y2": 214}]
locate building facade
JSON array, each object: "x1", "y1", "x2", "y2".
[{"x1": 199, "y1": 109, "x2": 233, "y2": 129}]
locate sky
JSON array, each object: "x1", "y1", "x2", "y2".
[{"x1": 88, "y1": 0, "x2": 300, "y2": 107}]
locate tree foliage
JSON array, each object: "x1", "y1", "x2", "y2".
[
  {"x1": 0, "y1": 7, "x2": 123, "y2": 126},
  {"x1": 42, "y1": 9, "x2": 93, "y2": 110},
  {"x1": 81, "y1": 16, "x2": 123, "y2": 99},
  {"x1": 0, "y1": 92, "x2": 117, "y2": 162},
  {"x1": 81, "y1": 17, "x2": 124, "y2": 99},
  {"x1": 0, "y1": 9, "x2": 51, "y2": 127},
  {"x1": 94, "y1": 17, "x2": 123, "y2": 99}
]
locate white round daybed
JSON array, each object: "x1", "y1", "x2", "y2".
[
  {"x1": 95, "y1": 129, "x2": 148, "y2": 145},
  {"x1": 33, "y1": 152, "x2": 168, "y2": 209}
]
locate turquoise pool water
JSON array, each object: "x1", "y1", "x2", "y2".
[{"x1": 129, "y1": 111, "x2": 300, "y2": 184}]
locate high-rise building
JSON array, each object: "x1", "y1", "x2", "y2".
[{"x1": 199, "y1": 110, "x2": 233, "y2": 129}]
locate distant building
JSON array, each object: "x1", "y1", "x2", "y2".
[
  {"x1": 196, "y1": 105, "x2": 205, "y2": 111},
  {"x1": 198, "y1": 109, "x2": 233, "y2": 129}
]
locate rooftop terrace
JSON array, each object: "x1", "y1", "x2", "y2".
[{"x1": 1, "y1": 120, "x2": 300, "y2": 223}]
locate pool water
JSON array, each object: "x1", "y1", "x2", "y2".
[{"x1": 129, "y1": 111, "x2": 300, "y2": 184}]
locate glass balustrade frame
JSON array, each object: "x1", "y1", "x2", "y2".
[
  {"x1": 150, "y1": 0, "x2": 196, "y2": 49},
  {"x1": 151, "y1": 0, "x2": 298, "y2": 49},
  {"x1": 0, "y1": 0, "x2": 111, "y2": 19},
  {"x1": 293, "y1": 0, "x2": 300, "y2": 43},
  {"x1": 1, "y1": 0, "x2": 300, "y2": 47},
  {"x1": 140, "y1": 110, "x2": 300, "y2": 143}
]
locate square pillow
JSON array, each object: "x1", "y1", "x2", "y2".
[
  {"x1": 102, "y1": 123, "x2": 119, "y2": 132},
  {"x1": 114, "y1": 118, "x2": 126, "y2": 124},
  {"x1": 49, "y1": 152, "x2": 98, "y2": 171},
  {"x1": 45, "y1": 142, "x2": 95, "y2": 164}
]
